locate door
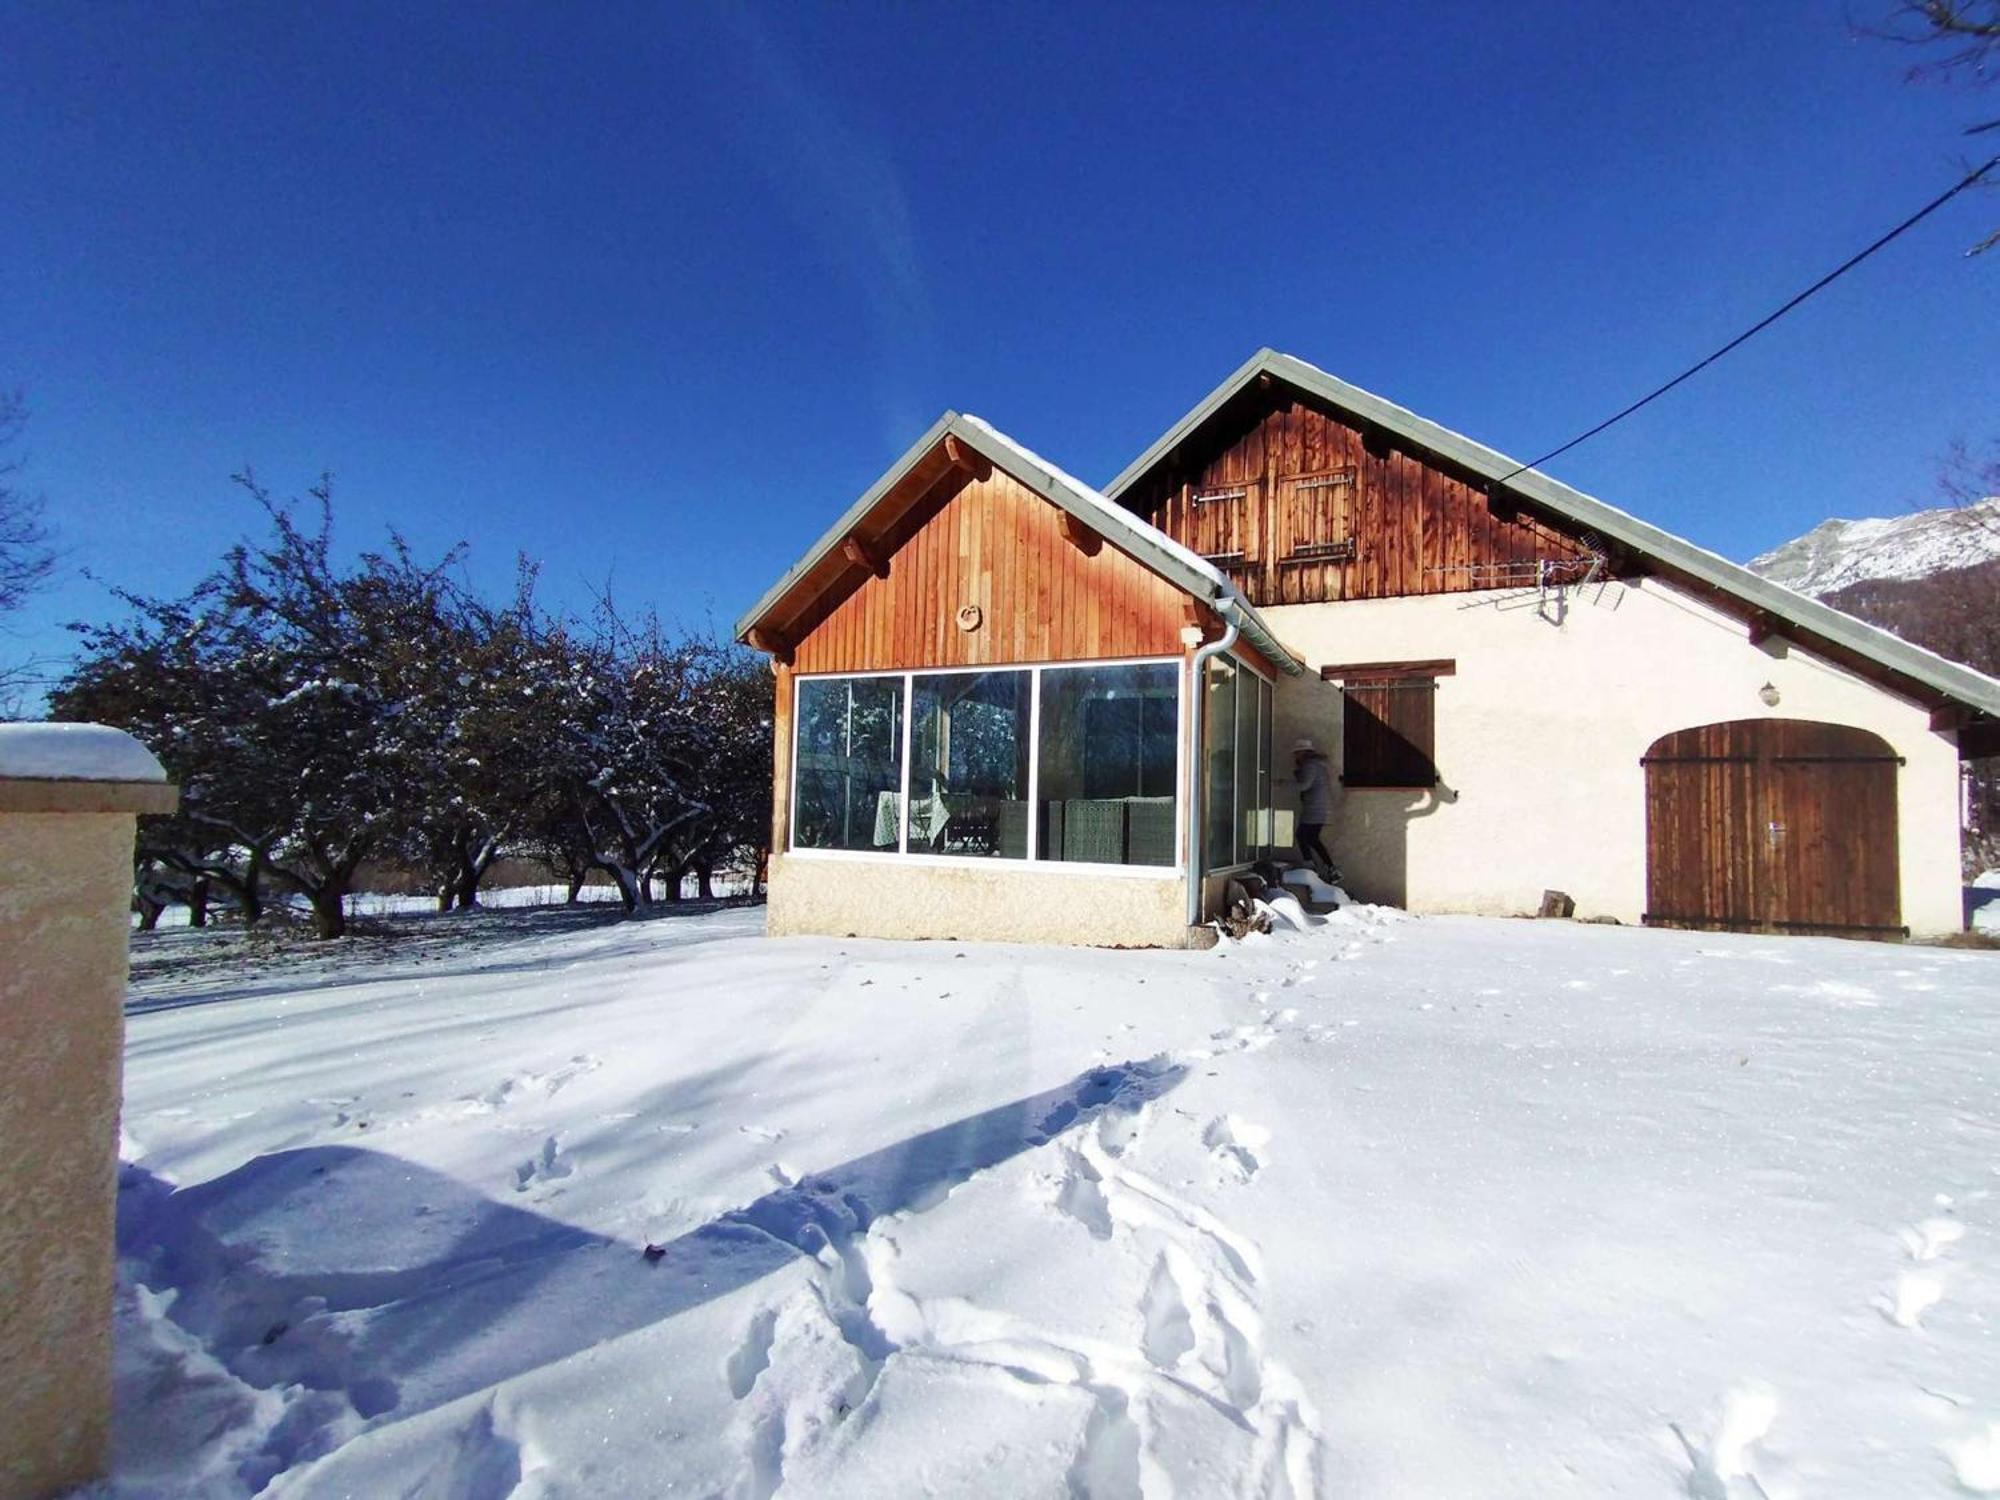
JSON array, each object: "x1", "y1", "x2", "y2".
[{"x1": 1642, "y1": 719, "x2": 1903, "y2": 938}]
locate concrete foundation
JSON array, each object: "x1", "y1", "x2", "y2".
[{"x1": 767, "y1": 852, "x2": 1195, "y2": 948}]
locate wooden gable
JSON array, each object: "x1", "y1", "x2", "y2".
[
  {"x1": 1120, "y1": 384, "x2": 1602, "y2": 607},
  {"x1": 789, "y1": 463, "x2": 1196, "y2": 675}
]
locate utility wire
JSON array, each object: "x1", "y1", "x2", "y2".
[{"x1": 1492, "y1": 152, "x2": 2000, "y2": 487}]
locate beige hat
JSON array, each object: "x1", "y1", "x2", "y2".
[{"x1": 1292, "y1": 738, "x2": 1317, "y2": 754}]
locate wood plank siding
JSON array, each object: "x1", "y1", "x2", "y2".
[
  {"x1": 788, "y1": 465, "x2": 1194, "y2": 675},
  {"x1": 1120, "y1": 387, "x2": 1597, "y2": 606},
  {"x1": 1642, "y1": 719, "x2": 1904, "y2": 939}
]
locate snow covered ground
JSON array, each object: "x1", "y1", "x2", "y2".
[
  {"x1": 1974, "y1": 870, "x2": 1999, "y2": 936},
  {"x1": 108, "y1": 903, "x2": 2000, "y2": 1498},
  {"x1": 134, "y1": 877, "x2": 755, "y2": 930}
]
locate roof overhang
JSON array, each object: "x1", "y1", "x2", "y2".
[
  {"x1": 736, "y1": 411, "x2": 1303, "y2": 675},
  {"x1": 1106, "y1": 348, "x2": 2000, "y2": 725}
]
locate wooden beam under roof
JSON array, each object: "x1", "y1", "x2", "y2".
[
  {"x1": 1058, "y1": 511, "x2": 1101, "y2": 556},
  {"x1": 841, "y1": 535, "x2": 890, "y2": 578},
  {"x1": 942, "y1": 433, "x2": 991, "y2": 480},
  {"x1": 1319, "y1": 658, "x2": 1457, "y2": 682},
  {"x1": 1937, "y1": 700, "x2": 2000, "y2": 756},
  {"x1": 744, "y1": 627, "x2": 792, "y2": 666}
]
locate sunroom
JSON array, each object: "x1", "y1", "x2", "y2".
[{"x1": 737, "y1": 412, "x2": 1301, "y2": 947}]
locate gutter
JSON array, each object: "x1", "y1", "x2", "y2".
[{"x1": 1184, "y1": 600, "x2": 1242, "y2": 929}]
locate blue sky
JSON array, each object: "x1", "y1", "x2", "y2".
[{"x1": 3, "y1": 2, "x2": 1995, "y2": 695}]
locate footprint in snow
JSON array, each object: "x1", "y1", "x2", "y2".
[
  {"x1": 1095, "y1": 1103, "x2": 1149, "y2": 1160},
  {"x1": 727, "y1": 1307, "x2": 780, "y2": 1400},
  {"x1": 1948, "y1": 1421, "x2": 2000, "y2": 1494},
  {"x1": 1203, "y1": 1116, "x2": 1271, "y2": 1183},
  {"x1": 1879, "y1": 1214, "x2": 1965, "y2": 1328},
  {"x1": 1052, "y1": 1146, "x2": 1115, "y2": 1240},
  {"x1": 514, "y1": 1134, "x2": 573, "y2": 1192},
  {"x1": 1140, "y1": 1250, "x2": 1198, "y2": 1368},
  {"x1": 382, "y1": 1400, "x2": 528, "y2": 1498},
  {"x1": 1900, "y1": 1216, "x2": 1965, "y2": 1262},
  {"x1": 1208, "y1": 1024, "x2": 1277, "y2": 1055},
  {"x1": 740, "y1": 1124, "x2": 787, "y2": 1143},
  {"x1": 479, "y1": 1054, "x2": 602, "y2": 1110},
  {"x1": 1670, "y1": 1382, "x2": 1777, "y2": 1500},
  {"x1": 1885, "y1": 1273, "x2": 1944, "y2": 1328}
]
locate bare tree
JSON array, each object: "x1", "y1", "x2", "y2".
[
  {"x1": 1936, "y1": 438, "x2": 2000, "y2": 535},
  {"x1": 0, "y1": 391, "x2": 57, "y2": 710},
  {"x1": 1863, "y1": 2, "x2": 2000, "y2": 252}
]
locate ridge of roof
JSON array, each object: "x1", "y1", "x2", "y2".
[
  {"x1": 1104, "y1": 348, "x2": 2000, "y2": 720},
  {"x1": 734, "y1": 411, "x2": 1302, "y2": 675}
]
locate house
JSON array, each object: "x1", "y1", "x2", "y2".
[{"x1": 736, "y1": 349, "x2": 2000, "y2": 946}]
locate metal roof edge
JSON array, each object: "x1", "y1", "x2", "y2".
[
  {"x1": 733, "y1": 411, "x2": 959, "y2": 642},
  {"x1": 946, "y1": 417, "x2": 1220, "y2": 599},
  {"x1": 1102, "y1": 347, "x2": 1276, "y2": 503},
  {"x1": 1262, "y1": 352, "x2": 2000, "y2": 718},
  {"x1": 1106, "y1": 348, "x2": 2000, "y2": 718},
  {"x1": 736, "y1": 408, "x2": 1303, "y2": 676},
  {"x1": 948, "y1": 417, "x2": 1303, "y2": 676}
]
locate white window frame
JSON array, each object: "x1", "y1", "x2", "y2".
[
  {"x1": 1202, "y1": 648, "x2": 1278, "y2": 877},
  {"x1": 787, "y1": 655, "x2": 1185, "y2": 879}
]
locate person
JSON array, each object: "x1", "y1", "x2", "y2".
[{"x1": 1292, "y1": 738, "x2": 1337, "y2": 880}]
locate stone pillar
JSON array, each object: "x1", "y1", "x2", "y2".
[{"x1": 0, "y1": 724, "x2": 175, "y2": 1500}]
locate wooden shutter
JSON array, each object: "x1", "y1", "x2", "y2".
[
  {"x1": 1275, "y1": 468, "x2": 1357, "y2": 561},
  {"x1": 1188, "y1": 479, "x2": 1262, "y2": 581},
  {"x1": 1342, "y1": 679, "x2": 1437, "y2": 787}
]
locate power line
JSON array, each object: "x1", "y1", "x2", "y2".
[{"x1": 1492, "y1": 152, "x2": 2000, "y2": 488}]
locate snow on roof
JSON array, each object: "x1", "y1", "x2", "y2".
[
  {"x1": 0, "y1": 722, "x2": 167, "y2": 782},
  {"x1": 1105, "y1": 347, "x2": 2000, "y2": 719},
  {"x1": 737, "y1": 410, "x2": 1302, "y2": 674}
]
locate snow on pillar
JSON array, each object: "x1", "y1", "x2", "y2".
[{"x1": 0, "y1": 723, "x2": 175, "y2": 1500}]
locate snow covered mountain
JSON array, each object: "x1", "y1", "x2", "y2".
[
  {"x1": 1749, "y1": 498, "x2": 2000, "y2": 875},
  {"x1": 1748, "y1": 496, "x2": 2000, "y2": 598}
]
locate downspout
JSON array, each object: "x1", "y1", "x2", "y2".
[{"x1": 1185, "y1": 595, "x2": 1242, "y2": 928}]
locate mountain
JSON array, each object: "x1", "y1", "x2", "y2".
[
  {"x1": 1742, "y1": 495, "x2": 1999, "y2": 695},
  {"x1": 1746, "y1": 498, "x2": 2000, "y2": 876},
  {"x1": 1748, "y1": 496, "x2": 2000, "y2": 598}
]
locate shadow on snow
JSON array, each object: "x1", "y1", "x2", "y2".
[
  {"x1": 117, "y1": 1056, "x2": 1183, "y2": 1490},
  {"x1": 124, "y1": 899, "x2": 756, "y2": 1018}
]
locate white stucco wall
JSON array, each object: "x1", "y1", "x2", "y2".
[
  {"x1": 767, "y1": 852, "x2": 1195, "y2": 948},
  {"x1": 1264, "y1": 581, "x2": 1966, "y2": 935}
]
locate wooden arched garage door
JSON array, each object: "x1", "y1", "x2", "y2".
[{"x1": 1642, "y1": 719, "x2": 1904, "y2": 939}]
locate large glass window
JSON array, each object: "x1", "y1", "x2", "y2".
[
  {"x1": 1234, "y1": 665, "x2": 1259, "y2": 865},
  {"x1": 908, "y1": 671, "x2": 1031, "y2": 858},
  {"x1": 1204, "y1": 658, "x2": 1236, "y2": 871},
  {"x1": 1202, "y1": 655, "x2": 1274, "y2": 872},
  {"x1": 1254, "y1": 676, "x2": 1273, "y2": 859},
  {"x1": 791, "y1": 661, "x2": 1182, "y2": 869},
  {"x1": 1038, "y1": 662, "x2": 1179, "y2": 866},
  {"x1": 793, "y1": 676, "x2": 905, "y2": 851}
]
